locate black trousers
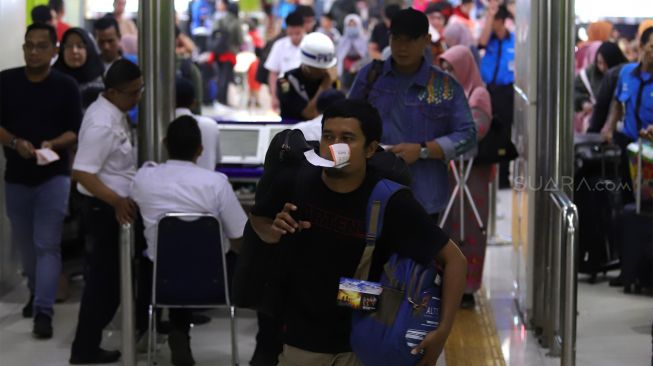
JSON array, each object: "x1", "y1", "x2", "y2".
[
  {"x1": 250, "y1": 312, "x2": 284, "y2": 366},
  {"x1": 487, "y1": 84, "x2": 515, "y2": 188},
  {"x1": 613, "y1": 130, "x2": 635, "y2": 204},
  {"x1": 216, "y1": 61, "x2": 234, "y2": 105},
  {"x1": 71, "y1": 197, "x2": 121, "y2": 357}
]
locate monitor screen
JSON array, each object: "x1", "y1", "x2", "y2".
[{"x1": 219, "y1": 129, "x2": 261, "y2": 161}]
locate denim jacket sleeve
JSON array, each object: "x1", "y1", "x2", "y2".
[{"x1": 434, "y1": 82, "x2": 477, "y2": 162}]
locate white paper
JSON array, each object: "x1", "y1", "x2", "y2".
[
  {"x1": 35, "y1": 148, "x2": 60, "y2": 166},
  {"x1": 304, "y1": 143, "x2": 350, "y2": 168}
]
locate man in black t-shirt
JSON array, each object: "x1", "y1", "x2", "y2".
[
  {"x1": 369, "y1": 4, "x2": 401, "y2": 60},
  {"x1": 277, "y1": 32, "x2": 337, "y2": 121},
  {"x1": 0, "y1": 23, "x2": 82, "y2": 339},
  {"x1": 250, "y1": 99, "x2": 466, "y2": 366}
]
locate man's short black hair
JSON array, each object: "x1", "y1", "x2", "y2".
[
  {"x1": 286, "y1": 11, "x2": 304, "y2": 27},
  {"x1": 322, "y1": 99, "x2": 382, "y2": 147},
  {"x1": 425, "y1": 1, "x2": 452, "y2": 17},
  {"x1": 49, "y1": 0, "x2": 64, "y2": 13},
  {"x1": 384, "y1": 4, "x2": 401, "y2": 21},
  {"x1": 105, "y1": 59, "x2": 141, "y2": 90},
  {"x1": 25, "y1": 22, "x2": 57, "y2": 46},
  {"x1": 390, "y1": 8, "x2": 429, "y2": 39},
  {"x1": 31, "y1": 5, "x2": 53, "y2": 24},
  {"x1": 495, "y1": 5, "x2": 512, "y2": 21},
  {"x1": 175, "y1": 77, "x2": 195, "y2": 108},
  {"x1": 166, "y1": 115, "x2": 202, "y2": 161},
  {"x1": 641, "y1": 27, "x2": 653, "y2": 46},
  {"x1": 94, "y1": 15, "x2": 122, "y2": 38},
  {"x1": 295, "y1": 5, "x2": 315, "y2": 18},
  {"x1": 316, "y1": 89, "x2": 345, "y2": 114}
]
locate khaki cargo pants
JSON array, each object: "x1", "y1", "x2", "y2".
[{"x1": 277, "y1": 344, "x2": 364, "y2": 366}]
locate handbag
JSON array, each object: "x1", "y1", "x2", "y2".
[
  {"x1": 350, "y1": 179, "x2": 443, "y2": 366},
  {"x1": 474, "y1": 115, "x2": 518, "y2": 165}
]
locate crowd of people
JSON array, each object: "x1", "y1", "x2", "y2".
[{"x1": 1, "y1": 0, "x2": 652, "y2": 366}]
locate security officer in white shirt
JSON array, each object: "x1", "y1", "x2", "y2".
[
  {"x1": 69, "y1": 59, "x2": 143, "y2": 365},
  {"x1": 130, "y1": 115, "x2": 247, "y2": 366},
  {"x1": 175, "y1": 77, "x2": 221, "y2": 170},
  {"x1": 264, "y1": 11, "x2": 305, "y2": 111}
]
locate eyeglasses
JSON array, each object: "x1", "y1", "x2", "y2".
[
  {"x1": 117, "y1": 85, "x2": 145, "y2": 97},
  {"x1": 63, "y1": 43, "x2": 86, "y2": 51},
  {"x1": 22, "y1": 43, "x2": 52, "y2": 52}
]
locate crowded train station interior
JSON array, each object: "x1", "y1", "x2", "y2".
[{"x1": 0, "y1": 0, "x2": 651, "y2": 365}]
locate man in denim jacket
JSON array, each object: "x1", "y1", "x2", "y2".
[{"x1": 349, "y1": 8, "x2": 476, "y2": 219}]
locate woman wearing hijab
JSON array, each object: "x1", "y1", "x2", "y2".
[
  {"x1": 54, "y1": 28, "x2": 105, "y2": 110},
  {"x1": 336, "y1": 14, "x2": 369, "y2": 91},
  {"x1": 439, "y1": 45, "x2": 493, "y2": 309},
  {"x1": 443, "y1": 21, "x2": 481, "y2": 65},
  {"x1": 574, "y1": 42, "x2": 627, "y2": 133}
]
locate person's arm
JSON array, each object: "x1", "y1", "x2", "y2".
[
  {"x1": 601, "y1": 100, "x2": 624, "y2": 142},
  {"x1": 0, "y1": 127, "x2": 36, "y2": 159},
  {"x1": 574, "y1": 73, "x2": 592, "y2": 112},
  {"x1": 73, "y1": 170, "x2": 136, "y2": 224},
  {"x1": 478, "y1": 1, "x2": 498, "y2": 48},
  {"x1": 413, "y1": 240, "x2": 466, "y2": 365},
  {"x1": 268, "y1": 71, "x2": 279, "y2": 110},
  {"x1": 41, "y1": 131, "x2": 77, "y2": 150}
]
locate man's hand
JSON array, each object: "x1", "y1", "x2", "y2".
[
  {"x1": 16, "y1": 139, "x2": 36, "y2": 159},
  {"x1": 113, "y1": 197, "x2": 137, "y2": 225},
  {"x1": 269, "y1": 203, "x2": 311, "y2": 243},
  {"x1": 320, "y1": 68, "x2": 334, "y2": 89},
  {"x1": 41, "y1": 141, "x2": 53, "y2": 149},
  {"x1": 413, "y1": 327, "x2": 449, "y2": 366},
  {"x1": 640, "y1": 125, "x2": 653, "y2": 141},
  {"x1": 601, "y1": 127, "x2": 613, "y2": 143},
  {"x1": 582, "y1": 101, "x2": 593, "y2": 115},
  {"x1": 390, "y1": 143, "x2": 421, "y2": 164}
]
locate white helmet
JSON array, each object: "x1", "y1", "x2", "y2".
[{"x1": 300, "y1": 32, "x2": 337, "y2": 69}]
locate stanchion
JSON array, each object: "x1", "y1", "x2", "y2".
[
  {"x1": 487, "y1": 163, "x2": 512, "y2": 246},
  {"x1": 120, "y1": 223, "x2": 136, "y2": 366}
]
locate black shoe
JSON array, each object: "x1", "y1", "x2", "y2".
[
  {"x1": 69, "y1": 349, "x2": 121, "y2": 364},
  {"x1": 609, "y1": 275, "x2": 623, "y2": 287},
  {"x1": 22, "y1": 295, "x2": 34, "y2": 318},
  {"x1": 460, "y1": 293, "x2": 476, "y2": 309},
  {"x1": 32, "y1": 313, "x2": 53, "y2": 339},
  {"x1": 191, "y1": 313, "x2": 212, "y2": 326},
  {"x1": 169, "y1": 330, "x2": 195, "y2": 366}
]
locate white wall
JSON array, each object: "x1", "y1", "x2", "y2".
[
  {"x1": 0, "y1": 0, "x2": 25, "y2": 294},
  {"x1": 0, "y1": 0, "x2": 26, "y2": 71}
]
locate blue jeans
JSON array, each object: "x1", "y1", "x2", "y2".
[{"x1": 5, "y1": 175, "x2": 70, "y2": 317}]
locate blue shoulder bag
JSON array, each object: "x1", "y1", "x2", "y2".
[{"x1": 350, "y1": 179, "x2": 443, "y2": 366}]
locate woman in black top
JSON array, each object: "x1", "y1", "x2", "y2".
[{"x1": 54, "y1": 28, "x2": 105, "y2": 110}]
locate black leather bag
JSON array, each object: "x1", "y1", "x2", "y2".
[{"x1": 474, "y1": 116, "x2": 518, "y2": 165}]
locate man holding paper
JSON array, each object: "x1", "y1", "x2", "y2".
[{"x1": 0, "y1": 23, "x2": 82, "y2": 339}]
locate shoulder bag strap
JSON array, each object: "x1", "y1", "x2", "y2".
[
  {"x1": 353, "y1": 179, "x2": 407, "y2": 280},
  {"x1": 580, "y1": 68, "x2": 596, "y2": 104},
  {"x1": 361, "y1": 60, "x2": 385, "y2": 102}
]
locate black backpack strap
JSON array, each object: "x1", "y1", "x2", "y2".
[{"x1": 361, "y1": 60, "x2": 385, "y2": 102}]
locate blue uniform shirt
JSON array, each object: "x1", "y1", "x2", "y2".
[
  {"x1": 480, "y1": 32, "x2": 515, "y2": 86},
  {"x1": 349, "y1": 58, "x2": 476, "y2": 214},
  {"x1": 615, "y1": 62, "x2": 653, "y2": 140}
]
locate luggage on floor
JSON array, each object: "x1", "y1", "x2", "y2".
[{"x1": 574, "y1": 141, "x2": 623, "y2": 281}]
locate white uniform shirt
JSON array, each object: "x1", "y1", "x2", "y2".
[
  {"x1": 73, "y1": 94, "x2": 137, "y2": 197},
  {"x1": 264, "y1": 36, "x2": 302, "y2": 75},
  {"x1": 175, "y1": 108, "x2": 222, "y2": 171},
  {"x1": 292, "y1": 114, "x2": 323, "y2": 141},
  {"x1": 130, "y1": 160, "x2": 247, "y2": 258}
]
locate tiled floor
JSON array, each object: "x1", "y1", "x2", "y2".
[{"x1": 0, "y1": 189, "x2": 650, "y2": 366}]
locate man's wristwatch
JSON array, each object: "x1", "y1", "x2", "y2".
[
  {"x1": 9, "y1": 137, "x2": 18, "y2": 150},
  {"x1": 419, "y1": 141, "x2": 429, "y2": 160}
]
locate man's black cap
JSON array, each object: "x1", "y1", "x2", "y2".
[{"x1": 390, "y1": 8, "x2": 429, "y2": 38}]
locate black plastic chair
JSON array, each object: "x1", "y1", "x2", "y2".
[{"x1": 147, "y1": 213, "x2": 239, "y2": 365}]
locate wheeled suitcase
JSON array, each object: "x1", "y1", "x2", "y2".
[
  {"x1": 620, "y1": 139, "x2": 653, "y2": 294},
  {"x1": 574, "y1": 139, "x2": 623, "y2": 281}
]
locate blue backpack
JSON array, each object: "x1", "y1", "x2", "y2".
[{"x1": 350, "y1": 179, "x2": 443, "y2": 366}]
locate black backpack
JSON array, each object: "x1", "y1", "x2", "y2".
[{"x1": 231, "y1": 129, "x2": 412, "y2": 314}]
